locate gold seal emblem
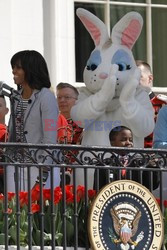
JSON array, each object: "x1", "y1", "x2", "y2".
[{"x1": 88, "y1": 180, "x2": 164, "y2": 250}]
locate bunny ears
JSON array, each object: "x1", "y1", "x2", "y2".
[{"x1": 76, "y1": 8, "x2": 143, "y2": 50}]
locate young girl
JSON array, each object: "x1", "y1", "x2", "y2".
[{"x1": 94, "y1": 126, "x2": 159, "y2": 191}]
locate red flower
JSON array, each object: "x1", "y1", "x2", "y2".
[
  {"x1": 0, "y1": 193, "x2": 4, "y2": 201},
  {"x1": 19, "y1": 191, "x2": 28, "y2": 207},
  {"x1": 54, "y1": 186, "x2": 62, "y2": 205},
  {"x1": 8, "y1": 192, "x2": 15, "y2": 201},
  {"x1": 31, "y1": 203, "x2": 40, "y2": 213},
  {"x1": 164, "y1": 200, "x2": 167, "y2": 208},
  {"x1": 66, "y1": 192, "x2": 74, "y2": 203},
  {"x1": 43, "y1": 189, "x2": 51, "y2": 201},
  {"x1": 65, "y1": 186, "x2": 74, "y2": 204},
  {"x1": 31, "y1": 184, "x2": 40, "y2": 202},
  {"x1": 65, "y1": 185, "x2": 73, "y2": 193},
  {"x1": 77, "y1": 186, "x2": 85, "y2": 202},
  {"x1": 7, "y1": 208, "x2": 13, "y2": 214},
  {"x1": 88, "y1": 189, "x2": 96, "y2": 200}
]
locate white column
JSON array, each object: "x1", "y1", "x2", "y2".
[
  {"x1": 1, "y1": 0, "x2": 43, "y2": 87},
  {"x1": 43, "y1": 0, "x2": 75, "y2": 91},
  {"x1": 146, "y1": 0, "x2": 153, "y2": 71},
  {"x1": 0, "y1": 0, "x2": 12, "y2": 86},
  {"x1": 0, "y1": 0, "x2": 43, "y2": 123}
]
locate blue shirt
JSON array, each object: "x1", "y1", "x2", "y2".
[{"x1": 153, "y1": 105, "x2": 167, "y2": 148}]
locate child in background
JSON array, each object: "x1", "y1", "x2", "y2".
[
  {"x1": 0, "y1": 95, "x2": 9, "y2": 193},
  {"x1": 94, "y1": 126, "x2": 159, "y2": 191}
]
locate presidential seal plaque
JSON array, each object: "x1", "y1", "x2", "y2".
[{"x1": 88, "y1": 180, "x2": 163, "y2": 250}]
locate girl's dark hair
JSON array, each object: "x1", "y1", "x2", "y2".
[
  {"x1": 10, "y1": 50, "x2": 51, "y2": 90},
  {"x1": 109, "y1": 126, "x2": 132, "y2": 142}
]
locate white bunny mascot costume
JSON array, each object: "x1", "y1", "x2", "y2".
[{"x1": 71, "y1": 9, "x2": 154, "y2": 188}]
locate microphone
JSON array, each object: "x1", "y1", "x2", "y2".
[{"x1": 0, "y1": 81, "x2": 20, "y2": 96}]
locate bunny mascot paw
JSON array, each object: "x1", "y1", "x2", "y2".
[
  {"x1": 92, "y1": 64, "x2": 118, "y2": 111},
  {"x1": 71, "y1": 8, "x2": 154, "y2": 188},
  {"x1": 120, "y1": 68, "x2": 141, "y2": 114}
]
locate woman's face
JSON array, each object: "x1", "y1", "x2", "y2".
[{"x1": 12, "y1": 61, "x2": 27, "y2": 87}]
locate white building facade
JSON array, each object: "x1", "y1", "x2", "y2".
[{"x1": 1, "y1": 0, "x2": 167, "y2": 92}]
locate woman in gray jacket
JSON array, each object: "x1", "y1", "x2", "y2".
[{"x1": 7, "y1": 50, "x2": 60, "y2": 191}]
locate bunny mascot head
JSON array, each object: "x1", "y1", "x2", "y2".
[
  {"x1": 71, "y1": 9, "x2": 154, "y2": 188},
  {"x1": 78, "y1": 8, "x2": 142, "y2": 96}
]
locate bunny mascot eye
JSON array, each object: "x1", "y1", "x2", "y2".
[
  {"x1": 112, "y1": 50, "x2": 132, "y2": 72},
  {"x1": 118, "y1": 63, "x2": 128, "y2": 71},
  {"x1": 86, "y1": 50, "x2": 101, "y2": 71},
  {"x1": 71, "y1": 8, "x2": 155, "y2": 189}
]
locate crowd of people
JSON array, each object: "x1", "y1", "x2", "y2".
[{"x1": 0, "y1": 49, "x2": 166, "y2": 193}]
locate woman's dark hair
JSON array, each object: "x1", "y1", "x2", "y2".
[
  {"x1": 109, "y1": 126, "x2": 132, "y2": 143},
  {"x1": 10, "y1": 50, "x2": 51, "y2": 90}
]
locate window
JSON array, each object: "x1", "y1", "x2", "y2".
[
  {"x1": 75, "y1": 3, "x2": 104, "y2": 82},
  {"x1": 74, "y1": 1, "x2": 167, "y2": 88},
  {"x1": 152, "y1": 7, "x2": 167, "y2": 87}
]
